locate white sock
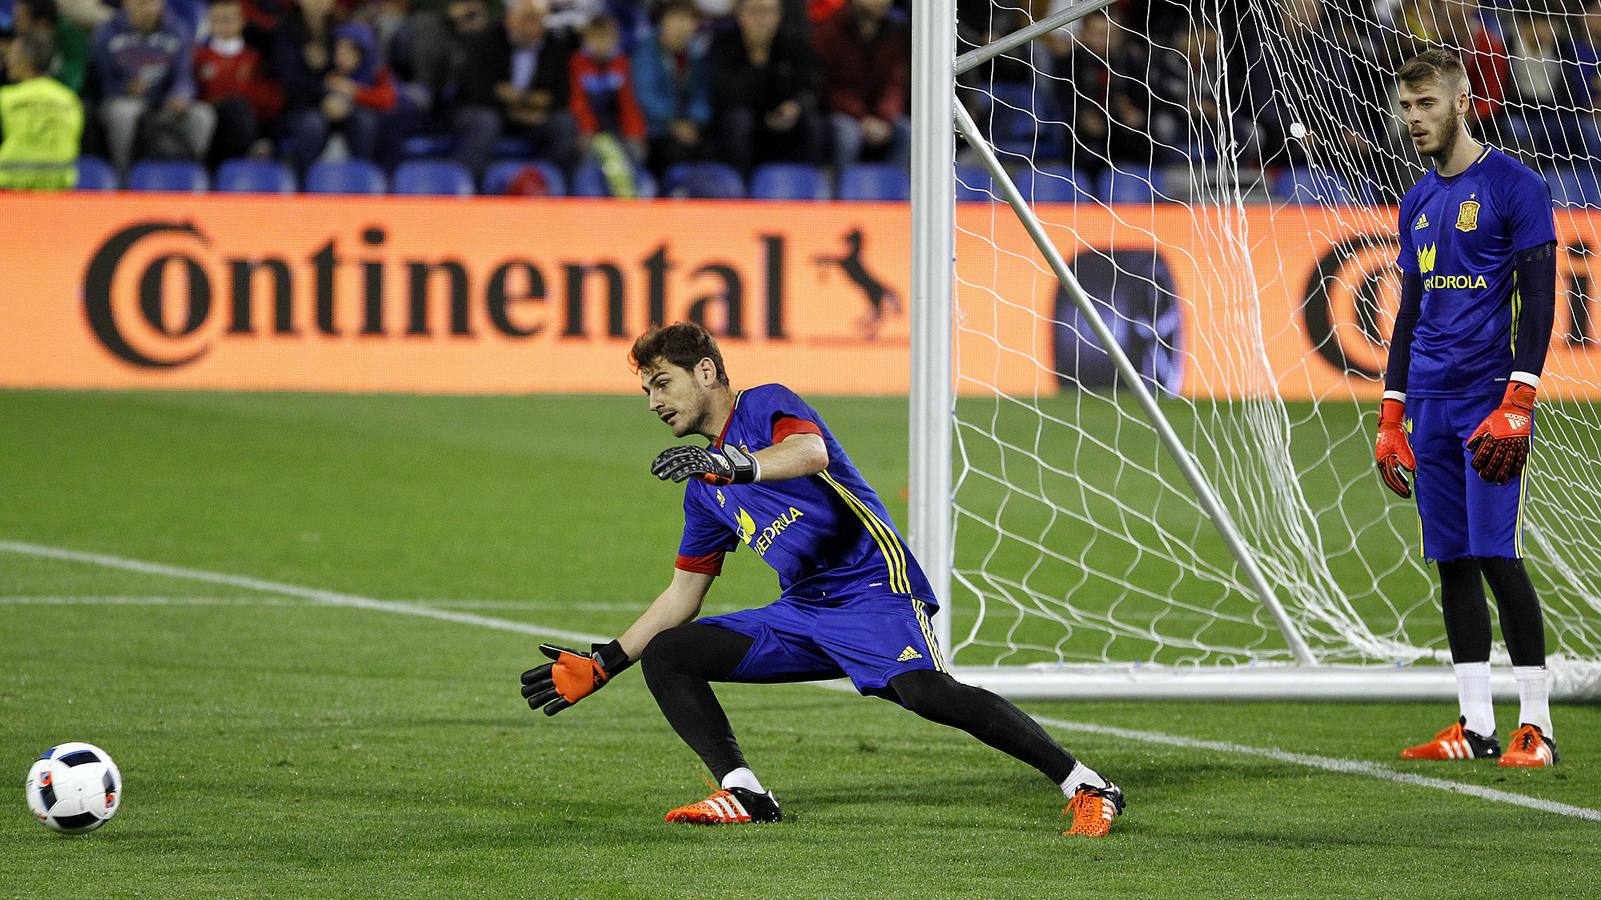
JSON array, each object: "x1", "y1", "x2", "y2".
[
  {"x1": 1060, "y1": 761, "x2": 1107, "y2": 796},
  {"x1": 1454, "y1": 661, "x2": 1495, "y2": 736},
  {"x1": 720, "y1": 767, "x2": 764, "y2": 793},
  {"x1": 1513, "y1": 665, "x2": 1553, "y2": 737}
]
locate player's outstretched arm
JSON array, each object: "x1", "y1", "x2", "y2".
[
  {"x1": 651, "y1": 434, "x2": 828, "y2": 485},
  {"x1": 618, "y1": 568, "x2": 715, "y2": 657},
  {"x1": 519, "y1": 568, "x2": 714, "y2": 716}
]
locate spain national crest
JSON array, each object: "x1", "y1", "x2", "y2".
[{"x1": 1456, "y1": 199, "x2": 1480, "y2": 232}]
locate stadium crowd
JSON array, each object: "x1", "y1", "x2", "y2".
[{"x1": 0, "y1": 0, "x2": 1599, "y2": 198}]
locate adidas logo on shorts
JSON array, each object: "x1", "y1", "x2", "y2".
[{"x1": 897, "y1": 646, "x2": 923, "y2": 662}]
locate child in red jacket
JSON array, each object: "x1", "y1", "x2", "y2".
[
  {"x1": 284, "y1": 22, "x2": 402, "y2": 167},
  {"x1": 195, "y1": 0, "x2": 282, "y2": 164},
  {"x1": 570, "y1": 14, "x2": 647, "y2": 163}
]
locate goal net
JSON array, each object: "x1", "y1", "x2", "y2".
[{"x1": 935, "y1": 0, "x2": 1601, "y2": 698}]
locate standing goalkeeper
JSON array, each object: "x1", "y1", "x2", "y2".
[
  {"x1": 1377, "y1": 50, "x2": 1559, "y2": 767},
  {"x1": 520, "y1": 321, "x2": 1124, "y2": 836}
]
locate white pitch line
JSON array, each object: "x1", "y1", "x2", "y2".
[
  {"x1": 0, "y1": 595, "x2": 312, "y2": 607},
  {"x1": 0, "y1": 540, "x2": 602, "y2": 646},
  {"x1": 4, "y1": 537, "x2": 1598, "y2": 824},
  {"x1": 0, "y1": 595, "x2": 650, "y2": 613},
  {"x1": 1029, "y1": 715, "x2": 1601, "y2": 823}
]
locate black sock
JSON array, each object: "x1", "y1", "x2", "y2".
[
  {"x1": 1439, "y1": 558, "x2": 1492, "y2": 664},
  {"x1": 1479, "y1": 556, "x2": 1548, "y2": 668},
  {"x1": 640, "y1": 623, "x2": 755, "y2": 783},
  {"x1": 888, "y1": 670, "x2": 1078, "y2": 784}
]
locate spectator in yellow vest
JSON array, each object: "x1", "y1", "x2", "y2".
[{"x1": 0, "y1": 31, "x2": 85, "y2": 190}]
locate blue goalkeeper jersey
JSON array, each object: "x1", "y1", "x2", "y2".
[
  {"x1": 674, "y1": 383, "x2": 937, "y2": 606},
  {"x1": 1395, "y1": 146, "x2": 1557, "y2": 397}
]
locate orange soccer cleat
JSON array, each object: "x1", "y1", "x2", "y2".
[
  {"x1": 664, "y1": 786, "x2": 782, "y2": 825},
  {"x1": 1497, "y1": 724, "x2": 1558, "y2": 768},
  {"x1": 1400, "y1": 717, "x2": 1500, "y2": 760},
  {"x1": 1063, "y1": 783, "x2": 1124, "y2": 837}
]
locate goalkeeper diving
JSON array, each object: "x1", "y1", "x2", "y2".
[{"x1": 520, "y1": 322, "x2": 1125, "y2": 836}]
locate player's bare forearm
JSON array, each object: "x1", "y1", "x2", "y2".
[
  {"x1": 752, "y1": 433, "x2": 828, "y2": 482},
  {"x1": 618, "y1": 568, "x2": 715, "y2": 659}
]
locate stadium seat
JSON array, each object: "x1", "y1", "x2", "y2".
[
  {"x1": 1545, "y1": 168, "x2": 1601, "y2": 208},
  {"x1": 482, "y1": 160, "x2": 567, "y2": 196},
  {"x1": 493, "y1": 137, "x2": 535, "y2": 158},
  {"x1": 1272, "y1": 167, "x2": 1369, "y2": 206},
  {"x1": 392, "y1": 160, "x2": 475, "y2": 196},
  {"x1": 1016, "y1": 165, "x2": 1094, "y2": 203},
  {"x1": 215, "y1": 159, "x2": 297, "y2": 194},
  {"x1": 837, "y1": 164, "x2": 910, "y2": 201},
  {"x1": 571, "y1": 161, "x2": 658, "y2": 198},
  {"x1": 401, "y1": 134, "x2": 457, "y2": 159},
  {"x1": 305, "y1": 159, "x2": 387, "y2": 195},
  {"x1": 664, "y1": 162, "x2": 746, "y2": 199},
  {"x1": 750, "y1": 163, "x2": 828, "y2": 200},
  {"x1": 955, "y1": 164, "x2": 997, "y2": 202},
  {"x1": 403, "y1": 135, "x2": 534, "y2": 161},
  {"x1": 984, "y1": 81, "x2": 1066, "y2": 161},
  {"x1": 126, "y1": 160, "x2": 209, "y2": 193},
  {"x1": 75, "y1": 156, "x2": 117, "y2": 191},
  {"x1": 1097, "y1": 167, "x2": 1166, "y2": 204}
]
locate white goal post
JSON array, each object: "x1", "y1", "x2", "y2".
[{"x1": 909, "y1": 0, "x2": 1601, "y2": 700}]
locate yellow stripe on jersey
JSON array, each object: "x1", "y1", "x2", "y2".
[
  {"x1": 1417, "y1": 506, "x2": 1427, "y2": 560},
  {"x1": 818, "y1": 471, "x2": 944, "y2": 667},
  {"x1": 820, "y1": 470, "x2": 912, "y2": 594},
  {"x1": 1516, "y1": 466, "x2": 1530, "y2": 557},
  {"x1": 912, "y1": 599, "x2": 948, "y2": 672},
  {"x1": 1511, "y1": 277, "x2": 1521, "y2": 355}
]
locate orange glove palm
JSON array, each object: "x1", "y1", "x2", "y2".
[
  {"x1": 520, "y1": 641, "x2": 631, "y2": 716},
  {"x1": 1467, "y1": 383, "x2": 1536, "y2": 484},
  {"x1": 1374, "y1": 398, "x2": 1416, "y2": 498}
]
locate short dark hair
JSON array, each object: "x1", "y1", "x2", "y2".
[
  {"x1": 654, "y1": 0, "x2": 699, "y2": 24},
  {"x1": 584, "y1": 12, "x2": 619, "y2": 36},
  {"x1": 18, "y1": 0, "x2": 59, "y2": 25},
  {"x1": 14, "y1": 31, "x2": 55, "y2": 75},
  {"x1": 630, "y1": 322, "x2": 729, "y2": 386},
  {"x1": 1397, "y1": 48, "x2": 1469, "y2": 94}
]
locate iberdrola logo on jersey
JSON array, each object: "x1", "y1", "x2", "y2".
[
  {"x1": 1416, "y1": 243, "x2": 1486, "y2": 289},
  {"x1": 735, "y1": 505, "x2": 807, "y2": 556}
]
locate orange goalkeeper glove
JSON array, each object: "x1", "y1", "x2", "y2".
[
  {"x1": 1467, "y1": 383, "x2": 1537, "y2": 484},
  {"x1": 1374, "y1": 398, "x2": 1416, "y2": 499},
  {"x1": 520, "y1": 640, "x2": 632, "y2": 716}
]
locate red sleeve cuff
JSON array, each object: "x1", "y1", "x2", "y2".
[
  {"x1": 675, "y1": 552, "x2": 725, "y2": 575},
  {"x1": 772, "y1": 417, "x2": 822, "y2": 444}
]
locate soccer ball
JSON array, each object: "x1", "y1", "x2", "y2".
[{"x1": 26, "y1": 742, "x2": 122, "y2": 834}]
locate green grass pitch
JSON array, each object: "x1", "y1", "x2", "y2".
[{"x1": 2, "y1": 390, "x2": 1598, "y2": 897}]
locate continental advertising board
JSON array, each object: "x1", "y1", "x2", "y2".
[{"x1": 2, "y1": 195, "x2": 1597, "y2": 398}]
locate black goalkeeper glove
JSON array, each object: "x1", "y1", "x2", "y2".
[
  {"x1": 519, "y1": 640, "x2": 633, "y2": 716},
  {"x1": 650, "y1": 443, "x2": 760, "y2": 485}
]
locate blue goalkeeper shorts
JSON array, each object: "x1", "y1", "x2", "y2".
[
  {"x1": 697, "y1": 591, "x2": 945, "y2": 699},
  {"x1": 1410, "y1": 393, "x2": 1529, "y2": 561}
]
